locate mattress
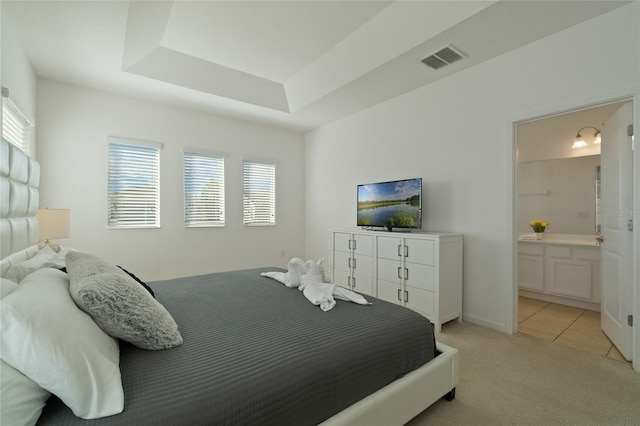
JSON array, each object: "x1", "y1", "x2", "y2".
[{"x1": 37, "y1": 267, "x2": 436, "y2": 425}]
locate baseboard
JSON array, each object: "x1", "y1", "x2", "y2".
[
  {"x1": 459, "y1": 314, "x2": 507, "y2": 334},
  {"x1": 519, "y1": 290, "x2": 600, "y2": 312}
]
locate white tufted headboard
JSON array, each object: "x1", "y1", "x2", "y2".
[{"x1": 0, "y1": 138, "x2": 40, "y2": 274}]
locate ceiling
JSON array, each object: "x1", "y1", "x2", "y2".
[{"x1": 2, "y1": 0, "x2": 630, "y2": 132}]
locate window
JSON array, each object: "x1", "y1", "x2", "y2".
[
  {"x1": 108, "y1": 137, "x2": 161, "y2": 228},
  {"x1": 2, "y1": 94, "x2": 33, "y2": 155},
  {"x1": 243, "y1": 160, "x2": 276, "y2": 226},
  {"x1": 183, "y1": 149, "x2": 225, "y2": 227}
]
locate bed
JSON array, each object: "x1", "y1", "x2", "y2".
[{"x1": 0, "y1": 138, "x2": 458, "y2": 425}]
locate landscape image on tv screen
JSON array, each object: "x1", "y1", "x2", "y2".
[{"x1": 357, "y1": 178, "x2": 422, "y2": 229}]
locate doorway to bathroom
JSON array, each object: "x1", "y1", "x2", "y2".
[{"x1": 513, "y1": 99, "x2": 634, "y2": 364}]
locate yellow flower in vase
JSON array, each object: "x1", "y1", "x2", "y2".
[{"x1": 530, "y1": 219, "x2": 549, "y2": 233}]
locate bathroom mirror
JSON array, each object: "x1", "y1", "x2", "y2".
[{"x1": 517, "y1": 155, "x2": 600, "y2": 235}]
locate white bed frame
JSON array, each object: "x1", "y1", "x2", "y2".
[
  {"x1": 322, "y1": 342, "x2": 458, "y2": 425},
  {"x1": 0, "y1": 137, "x2": 459, "y2": 425}
]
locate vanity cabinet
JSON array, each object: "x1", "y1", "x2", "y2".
[
  {"x1": 518, "y1": 241, "x2": 601, "y2": 310},
  {"x1": 546, "y1": 246, "x2": 600, "y2": 301},
  {"x1": 333, "y1": 232, "x2": 374, "y2": 296},
  {"x1": 332, "y1": 230, "x2": 463, "y2": 331},
  {"x1": 517, "y1": 244, "x2": 544, "y2": 292}
]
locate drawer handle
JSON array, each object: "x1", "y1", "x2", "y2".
[
  {"x1": 398, "y1": 244, "x2": 402, "y2": 257},
  {"x1": 352, "y1": 258, "x2": 356, "y2": 269},
  {"x1": 405, "y1": 246, "x2": 409, "y2": 258},
  {"x1": 404, "y1": 268, "x2": 409, "y2": 280},
  {"x1": 348, "y1": 258, "x2": 351, "y2": 268},
  {"x1": 404, "y1": 290, "x2": 409, "y2": 303},
  {"x1": 397, "y1": 267, "x2": 402, "y2": 279},
  {"x1": 352, "y1": 239, "x2": 357, "y2": 250},
  {"x1": 397, "y1": 289, "x2": 402, "y2": 301},
  {"x1": 352, "y1": 276, "x2": 356, "y2": 288}
]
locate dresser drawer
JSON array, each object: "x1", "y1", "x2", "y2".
[
  {"x1": 378, "y1": 257, "x2": 401, "y2": 283},
  {"x1": 405, "y1": 239, "x2": 434, "y2": 265},
  {"x1": 405, "y1": 263, "x2": 434, "y2": 291},
  {"x1": 405, "y1": 287, "x2": 434, "y2": 315},
  {"x1": 334, "y1": 252, "x2": 352, "y2": 272},
  {"x1": 351, "y1": 273, "x2": 374, "y2": 296},
  {"x1": 353, "y1": 235, "x2": 373, "y2": 256},
  {"x1": 334, "y1": 233, "x2": 352, "y2": 253},
  {"x1": 352, "y1": 254, "x2": 373, "y2": 277},
  {"x1": 377, "y1": 236, "x2": 403, "y2": 260}
]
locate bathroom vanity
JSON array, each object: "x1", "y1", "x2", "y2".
[{"x1": 518, "y1": 233, "x2": 601, "y2": 311}]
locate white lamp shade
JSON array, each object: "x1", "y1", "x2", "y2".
[{"x1": 37, "y1": 209, "x2": 71, "y2": 240}]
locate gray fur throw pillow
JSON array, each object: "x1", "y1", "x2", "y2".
[{"x1": 65, "y1": 251, "x2": 183, "y2": 350}]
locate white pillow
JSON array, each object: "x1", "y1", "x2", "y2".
[
  {"x1": 0, "y1": 277, "x2": 47, "y2": 426},
  {"x1": 4, "y1": 246, "x2": 57, "y2": 283},
  {"x1": 44, "y1": 247, "x2": 75, "y2": 270},
  {"x1": 0, "y1": 360, "x2": 51, "y2": 426},
  {"x1": 0, "y1": 278, "x2": 18, "y2": 298},
  {"x1": 0, "y1": 268, "x2": 124, "y2": 419}
]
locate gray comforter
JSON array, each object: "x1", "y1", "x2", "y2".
[{"x1": 38, "y1": 267, "x2": 436, "y2": 425}]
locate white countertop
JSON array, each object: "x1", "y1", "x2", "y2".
[{"x1": 518, "y1": 233, "x2": 601, "y2": 247}]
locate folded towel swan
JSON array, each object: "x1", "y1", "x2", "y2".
[
  {"x1": 261, "y1": 258, "x2": 371, "y2": 311},
  {"x1": 260, "y1": 257, "x2": 306, "y2": 288}
]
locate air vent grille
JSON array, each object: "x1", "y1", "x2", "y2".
[{"x1": 421, "y1": 45, "x2": 465, "y2": 70}]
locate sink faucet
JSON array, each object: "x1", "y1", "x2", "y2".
[{"x1": 596, "y1": 235, "x2": 604, "y2": 245}]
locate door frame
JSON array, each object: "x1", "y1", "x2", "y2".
[{"x1": 506, "y1": 87, "x2": 639, "y2": 372}]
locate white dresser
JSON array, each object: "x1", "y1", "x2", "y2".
[
  {"x1": 331, "y1": 229, "x2": 463, "y2": 332},
  {"x1": 333, "y1": 231, "x2": 375, "y2": 297}
]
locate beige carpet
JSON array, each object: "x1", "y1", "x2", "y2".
[{"x1": 406, "y1": 321, "x2": 639, "y2": 425}]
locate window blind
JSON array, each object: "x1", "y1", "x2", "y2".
[
  {"x1": 243, "y1": 160, "x2": 276, "y2": 226},
  {"x1": 2, "y1": 96, "x2": 32, "y2": 155},
  {"x1": 108, "y1": 138, "x2": 160, "y2": 228},
  {"x1": 184, "y1": 150, "x2": 225, "y2": 227}
]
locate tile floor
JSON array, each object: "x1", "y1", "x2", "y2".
[{"x1": 518, "y1": 296, "x2": 628, "y2": 362}]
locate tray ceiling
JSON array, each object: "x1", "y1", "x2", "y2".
[{"x1": 2, "y1": 1, "x2": 629, "y2": 131}]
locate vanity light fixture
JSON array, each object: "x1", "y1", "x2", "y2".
[
  {"x1": 593, "y1": 130, "x2": 601, "y2": 144},
  {"x1": 572, "y1": 138, "x2": 588, "y2": 149},
  {"x1": 572, "y1": 126, "x2": 601, "y2": 149}
]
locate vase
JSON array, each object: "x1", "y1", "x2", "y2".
[{"x1": 535, "y1": 232, "x2": 543, "y2": 240}]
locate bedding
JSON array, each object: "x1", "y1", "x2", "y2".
[
  {"x1": 65, "y1": 251, "x2": 181, "y2": 350},
  {"x1": 0, "y1": 361, "x2": 51, "y2": 426},
  {"x1": 0, "y1": 277, "x2": 18, "y2": 297},
  {"x1": 116, "y1": 265, "x2": 155, "y2": 297},
  {"x1": 0, "y1": 268, "x2": 123, "y2": 419},
  {"x1": 37, "y1": 267, "x2": 437, "y2": 425},
  {"x1": 3, "y1": 245, "x2": 57, "y2": 283},
  {"x1": 0, "y1": 274, "x2": 51, "y2": 426}
]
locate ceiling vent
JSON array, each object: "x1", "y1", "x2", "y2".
[{"x1": 421, "y1": 45, "x2": 466, "y2": 70}]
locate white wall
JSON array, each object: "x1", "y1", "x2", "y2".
[
  {"x1": 1, "y1": 11, "x2": 37, "y2": 155},
  {"x1": 37, "y1": 80, "x2": 306, "y2": 280},
  {"x1": 518, "y1": 155, "x2": 600, "y2": 235},
  {"x1": 305, "y1": 4, "x2": 639, "y2": 332}
]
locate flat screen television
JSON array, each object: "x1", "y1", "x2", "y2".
[{"x1": 357, "y1": 178, "x2": 422, "y2": 231}]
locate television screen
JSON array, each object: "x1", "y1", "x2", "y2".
[{"x1": 357, "y1": 178, "x2": 422, "y2": 230}]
